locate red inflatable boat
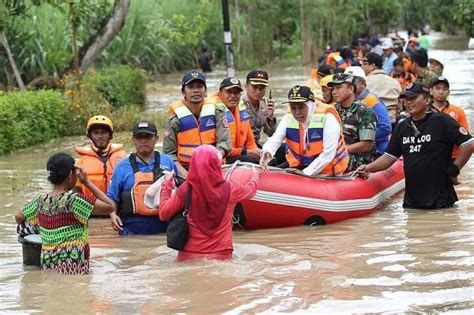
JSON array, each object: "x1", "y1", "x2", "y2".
[{"x1": 223, "y1": 160, "x2": 405, "y2": 229}]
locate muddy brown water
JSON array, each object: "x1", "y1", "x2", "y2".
[{"x1": 1, "y1": 33, "x2": 473, "y2": 313}]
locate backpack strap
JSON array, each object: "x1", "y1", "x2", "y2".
[
  {"x1": 184, "y1": 185, "x2": 192, "y2": 214},
  {"x1": 129, "y1": 153, "x2": 139, "y2": 174},
  {"x1": 152, "y1": 151, "x2": 163, "y2": 181},
  {"x1": 129, "y1": 152, "x2": 163, "y2": 179}
]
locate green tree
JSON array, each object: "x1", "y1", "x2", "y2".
[{"x1": 0, "y1": 0, "x2": 28, "y2": 90}]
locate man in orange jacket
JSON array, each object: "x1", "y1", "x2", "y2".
[
  {"x1": 74, "y1": 115, "x2": 126, "y2": 199},
  {"x1": 430, "y1": 76, "x2": 469, "y2": 159},
  {"x1": 217, "y1": 77, "x2": 261, "y2": 164}
]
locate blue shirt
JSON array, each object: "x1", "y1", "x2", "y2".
[
  {"x1": 358, "y1": 89, "x2": 392, "y2": 154},
  {"x1": 383, "y1": 51, "x2": 398, "y2": 74},
  {"x1": 108, "y1": 152, "x2": 178, "y2": 235}
]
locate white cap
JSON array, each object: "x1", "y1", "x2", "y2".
[
  {"x1": 344, "y1": 66, "x2": 366, "y2": 80},
  {"x1": 381, "y1": 40, "x2": 393, "y2": 50}
]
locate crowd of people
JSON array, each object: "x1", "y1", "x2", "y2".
[{"x1": 15, "y1": 32, "x2": 474, "y2": 275}]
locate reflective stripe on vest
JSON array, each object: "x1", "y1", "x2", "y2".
[
  {"x1": 171, "y1": 102, "x2": 217, "y2": 165},
  {"x1": 285, "y1": 105, "x2": 349, "y2": 175},
  {"x1": 223, "y1": 102, "x2": 250, "y2": 149},
  {"x1": 285, "y1": 114, "x2": 325, "y2": 167}
]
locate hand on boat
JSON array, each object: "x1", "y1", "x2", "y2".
[
  {"x1": 247, "y1": 147, "x2": 262, "y2": 160},
  {"x1": 259, "y1": 151, "x2": 272, "y2": 171},
  {"x1": 356, "y1": 165, "x2": 370, "y2": 179}
]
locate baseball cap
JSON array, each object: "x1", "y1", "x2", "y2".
[
  {"x1": 219, "y1": 77, "x2": 243, "y2": 91},
  {"x1": 339, "y1": 47, "x2": 354, "y2": 60},
  {"x1": 399, "y1": 82, "x2": 430, "y2": 98},
  {"x1": 283, "y1": 85, "x2": 315, "y2": 104},
  {"x1": 181, "y1": 70, "x2": 206, "y2": 87},
  {"x1": 246, "y1": 70, "x2": 269, "y2": 86},
  {"x1": 317, "y1": 64, "x2": 332, "y2": 77},
  {"x1": 324, "y1": 45, "x2": 334, "y2": 52},
  {"x1": 428, "y1": 57, "x2": 444, "y2": 68},
  {"x1": 381, "y1": 40, "x2": 393, "y2": 50},
  {"x1": 344, "y1": 66, "x2": 366, "y2": 80},
  {"x1": 430, "y1": 76, "x2": 449, "y2": 88},
  {"x1": 358, "y1": 52, "x2": 383, "y2": 68},
  {"x1": 319, "y1": 75, "x2": 334, "y2": 88},
  {"x1": 328, "y1": 73, "x2": 355, "y2": 87},
  {"x1": 132, "y1": 120, "x2": 157, "y2": 136}
]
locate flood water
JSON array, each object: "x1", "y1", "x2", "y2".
[{"x1": 1, "y1": 33, "x2": 473, "y2": 313}]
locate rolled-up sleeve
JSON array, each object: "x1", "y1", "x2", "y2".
[{"x1": 358, "y1": 107, "x2": 377, "y2": 141}]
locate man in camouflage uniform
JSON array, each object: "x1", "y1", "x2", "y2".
[
  {"x1": 410, "y1": 50, "x2": 438, "y2": 88},
  {"x1": 329, "y1": 73, "x2": 377, "y2": 171},
  {"x1": 163, "y1": 71, "x2": 230, "y2": 177},
  {"x1": 242, "y1": 70, "x2": 277, "y2": 146}
]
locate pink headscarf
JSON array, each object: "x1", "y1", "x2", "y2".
[{"x1": 176, "y1": 145, "x2": 231, "y2": 236}]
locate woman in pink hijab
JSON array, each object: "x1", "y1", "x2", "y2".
[{"x1": 159, "y1": 145, "x2": 259, "y2": 261}]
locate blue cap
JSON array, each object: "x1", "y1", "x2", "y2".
[{"x1": 181, "y1": 70, "x2": 206, "y2": 87}]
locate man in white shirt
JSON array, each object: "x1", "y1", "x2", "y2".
[{"x1": 260, "y1": 85, "x2": 349, "y2": 176}]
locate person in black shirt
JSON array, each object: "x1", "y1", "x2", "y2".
[
  {"x1": 357, "y1": 83, "x2": 474, "y2": 209},
  {"x1": 198, "y1": 48, "x2": 212, "y2": 73}
]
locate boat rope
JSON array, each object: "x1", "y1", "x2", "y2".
[{"x1": 224, "y1": 161, "x2": 246, "y2": 230}]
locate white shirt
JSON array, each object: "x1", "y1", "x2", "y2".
[{"x1": 262, "y1": 113, "x2": 341, "y2": 176}]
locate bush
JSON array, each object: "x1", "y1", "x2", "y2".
[
  {"x1": 62, "y1": 72, "x2": 113, "y2": 136},
  {"x1": 83, "y1": 65, "x2": 147, "y2": 108},
  {"x1": 0, "y1": 91, "x2": 65, "y2": 155}
]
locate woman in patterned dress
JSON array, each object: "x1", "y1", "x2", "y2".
[{"x1": 15, "y1": 153, "x2": 115, "y2": 274}]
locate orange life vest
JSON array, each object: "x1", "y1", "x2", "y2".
[
  {"x1": 432, "y1": 103, "x2": 470, "y2": 159},
  {"x1": 75, "y1": 143, "x2": 126, "y2": 198},
  {"x1": 118, "y1": 152, "x2": 163, "y2": 217},
  {"x1": 285, "y1": 104, "x2": 349, "y2": 175},
  {"x1": 223, "y1": 102, "x2": 257, "y2": 157},
  {"x1": 168, "y1": 100, "x2": 218, "y2": 165}
]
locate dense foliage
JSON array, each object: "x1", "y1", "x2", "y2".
[
  {"x1": 1, "y1": 0, "x2": 471, "y2": 89},
  {"x1": 0, "y1": 90, "x2": 65, "y2": 154},
  {"x1": 83, "y1": 65, "x2": 147, "y2": 108},
  {"x1": 0, "y1": 64, "x2": 149, "y2": 154}
]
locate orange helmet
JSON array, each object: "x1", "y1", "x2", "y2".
[{"x1": 86, "y1": 115, "x2": 113, "y2": 133}]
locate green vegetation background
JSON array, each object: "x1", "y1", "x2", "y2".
[{"x1": 0, "y1": 0, "x2": 471, "y2": 155}]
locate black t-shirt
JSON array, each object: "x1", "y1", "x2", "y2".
[{"x1": 386, "y1": 112, "x2": 472, "y2": 209}]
